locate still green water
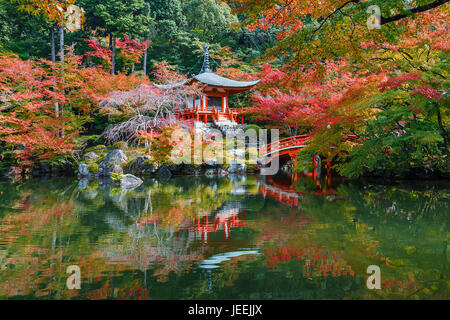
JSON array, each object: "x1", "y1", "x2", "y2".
[{"x1": 0, "y1": 174, "x2": 448, "y2": 300}]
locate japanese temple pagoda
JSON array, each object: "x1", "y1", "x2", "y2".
[{"x1": 159, "y1": 45, "x2": 260, "y2": 125}]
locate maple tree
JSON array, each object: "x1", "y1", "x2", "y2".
[
  {"x1": 229, "y1": 0, "x2": 449, "y2": 68},
  {"x1": 0, "y1": 49, "x2": 148, "y2": 167},
  {"x1": 245, "y1": 60, "x2": 362, "y2": 136},
  {"x1": 83, "y1": 35, "x2": 150, "y2": 73},
  {"x1": 229, "y1": 0, "x2": 449, "y2": 177},
  {"x1": 10, "y1": 0, "x2": 75, "y2": 24},
  {"x1": 116, "y1": 35, "x2": 150, "y2": 72},
  {"x1": 0, "y1": 53, "x2": 79, "y2": 166}
]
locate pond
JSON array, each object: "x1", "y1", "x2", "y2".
[{"x1": 0, "y1": 173, "x2": 448, "y2": 300}]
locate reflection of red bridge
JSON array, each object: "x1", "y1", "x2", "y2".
[
  {"x1": 179, "y1": 207, "x2": 246, "y2": 243},
  {"x1": 260, "y1": 174, "x2": 307, "y2": 207},
  {"x1": 259, "y1": 183, "x2": 304, "y2": 207},
  {"x1": 258, "y1": 134, "x2": 359, "y2": 166},
  {"x1": 260, "y1": 174, "x2": 341, "y2": 207}
]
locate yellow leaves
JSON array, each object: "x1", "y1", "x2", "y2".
[{"x1": 10, "y1": 0, "x2": 76, "y2": 25}]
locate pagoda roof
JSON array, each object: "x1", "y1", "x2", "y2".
[
  {"x1": 193, "y1": 71, "x2": 259, "y2": 88},
  {"x1": 154, "y1": 45, "x2": 259, "y2": 92}
]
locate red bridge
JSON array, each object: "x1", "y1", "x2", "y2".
[
  {"x1": 258, "y1": 135, "x2": 311, "y2": 166},
  {"x1": 258, "y1": 134, "x2": 359, "y2": 167}
]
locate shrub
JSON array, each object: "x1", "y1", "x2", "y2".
[
  {"x1": 110, "y1": 172, "x2": 123, "y2": 182},
  {"x1": 88, "y1": 163, "x2": 99, "y2": 174},
  {"x1": 112, "y1": 141, "x2": 128, "y2": 151},
  {"x1": 86, "y1": 145, "x2": 107, "y2": 154}
]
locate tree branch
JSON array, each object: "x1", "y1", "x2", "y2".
[
  {"x1": 312, "y1": 0, "x2": 448, "y2": 32},
  {"x1": 380, "y1": 0, "x2": 449, "y2": 25},
  {"x1": 267, "y1": 0, "x2": 296, "y2": 25},
  {"x1": 313, "y1": 0, "x2": 361, "y2": 32}
]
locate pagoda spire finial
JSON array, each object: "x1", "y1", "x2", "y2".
[{"x1": 200, "y1": 44, "x2": 211, "y2": 73}]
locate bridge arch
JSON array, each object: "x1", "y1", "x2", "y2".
[
  {"x1": 258, "y1": 135, "x2": 310, "y2": 166},
  {"x1": 257, "y1": 134, "x2": 359, "y2": 174}
]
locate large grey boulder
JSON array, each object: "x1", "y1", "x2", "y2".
[
  {"x1": 103, "y1": 149, "x2": 127, "y2": 164},
  {"x1": 99, "y1": 149, "x2": 128, "y2": 177},
  {"x1": 120, "y1": 174, "x2": 143, "y2": 190},
  {"x1": 78, "y1": 163, "x2": 90, "y2": 177},
  {"x1": 107, "y1": 164, "x2": 123, "y2": 176},
  {"x1": 84, "y1": 152, "x2": 99, "y2": 161},
  {"x1": 125, "y1": 155, "x2": 156, "y2": 176}
]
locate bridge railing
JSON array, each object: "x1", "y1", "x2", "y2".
[
  {"x1": 259, "y1": 135, "x2": 310, "y2": 156},
  {"x1": 259, "y1": 134, "x2": 361, "y2": 157}
]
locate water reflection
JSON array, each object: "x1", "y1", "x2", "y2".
[{"x1": 0, "y1": 173, "x2": 448, "y2": 299}]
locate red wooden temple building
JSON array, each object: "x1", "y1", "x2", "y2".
[{"x1": 157, "y1": 45, "x2": 259, "y2": 125}]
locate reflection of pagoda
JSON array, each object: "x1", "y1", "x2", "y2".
[
  {"x1": 177, "y1": 202, "x2": 246, "y2": 243},
  {"x1": 158, "y1": 45, "x2": 259, "y2": 125}
]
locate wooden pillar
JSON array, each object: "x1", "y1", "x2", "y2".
[
  {"x1": 203, "y1": 114, "x2": 207, "y2": 123},
  {"x1": 327, "y1": 160, "x2": 332, "y2": 188},
  {"x1": 312, "y1": 154, "x2": 317, "y2": 180},
  {"x1": 205, "y1": 216, "x2": 209, "y2": 243}
]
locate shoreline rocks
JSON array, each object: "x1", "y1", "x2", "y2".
[
  {"x1": 120, "y1": 174, "x2": 143, "y2": 190},
  {"x1": 98, "y1": 149, "x2": 128, "y2": 178},
  {"x1": 78, "y1": 163, "x2": 90, "y2": 178},
  {"x1": 5, "y1": 143, "x2": 447, "y2": 183}
]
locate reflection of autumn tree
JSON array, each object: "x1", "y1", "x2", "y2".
[
  {"x1": 332, "y1": 183, "x2": 449, "y2": 299},
  {"x1": 0, "y1": 180, "x2": 81, "y2": 298},
  {"x1": 227, "y1": 174, "x2": 448, "y2": 299},
  {"x1": 76, "y1": 176, "x2": 258, "y2": 284},
  {"x1": 249, "y1": 202, "x2": 356, "y2": 278},
  {"x1": 0, "y1": 175, "x2": 447, "y2": 299},
  {"x1": 282, "y1": 179, "x2": 449, "y2": 299}
]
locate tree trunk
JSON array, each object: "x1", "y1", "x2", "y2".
[
  {"x1": 131, "y1": 63, "x2": 135, "y2": 74},
  {"x1": 59, "y1": 26, "x2": 64, "y2": 136},
  {"x1": 111, "y1": 35, "x2": 116, "y2": 75},
  {"x1": 143, "y1": 46, "x2": 148, "y2": 76},
  {"x1": 59, "y1": 26, "x2": 64, "y2": 62},
  {"x1": 51, "y1": 26, "x2": 59, "y2": 117},
  {"x1": 50, "y1": 26, "x2": 56, "y2": 63},
  {"x1": 436, "y1": 103, "x2": 448, "y2": 148}
]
